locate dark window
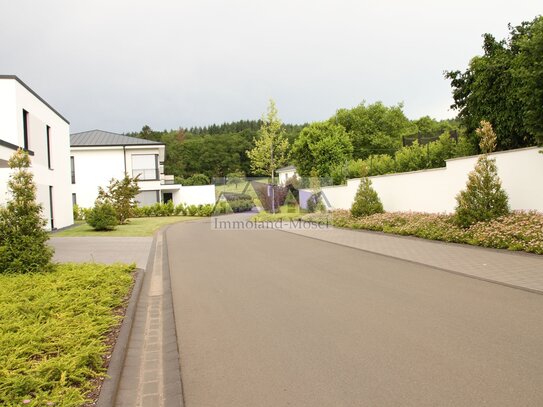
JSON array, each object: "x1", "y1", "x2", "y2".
[
  {"x1": 49, "y1": 186, "x2": 55, "y2": 230},
  {"x1": 70, "y1": 156, "x2": 75, "y2": 184},
  {"x1": 72, "y1": 193, "x2": 77, "y2": 206},
  {"x1": 46, "y1": 125, "x2": 52, "y2": 169},
  {"x1": 22, "y1": 110, "x2": 29, "y2": 150}
]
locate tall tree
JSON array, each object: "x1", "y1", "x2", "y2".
[
  {"x1": 291, "y1": 121, "x2": 353, "y2": 177},
  {"x1": 446, "y1": 16, "x2": 543, "y2": 150},
  {"x1": 246, "y1": 99, "x2": 290, "y2": 182}
]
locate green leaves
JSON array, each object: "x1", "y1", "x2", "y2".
[
  {"x1": 0, "y1": 263, "x2": 134, "y2": 406},
  {"x1": 446, "y1": 16, "x2": 543, "y2": 150},
  {"x1": 0, "y1": 149, "x2": 53, "y2": 274},
  {"x1": 291, "y1": 121, "x2": 353, "y2": 177},
  {"x1": 246, "y1": 99, "x2": 290, "y2": 178}
]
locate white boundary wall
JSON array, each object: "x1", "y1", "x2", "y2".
[
  {"x1": 173, "y1": 185, "x2": 216, "y2": 206},
  {"x1": 300, "y1": 147, "x2": 543, "y2": 213}
]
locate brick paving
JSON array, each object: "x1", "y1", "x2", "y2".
[
  {"x1": 281, "y1": 224, "x2": 543, "y2": 293},
  {"x1": 116, "y1": 232, "x2": 183, "y2": 407}
]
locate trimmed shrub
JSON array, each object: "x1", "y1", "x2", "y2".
[
  {"x1": 350, "y1": 178, "x2": 384, "y2": 217},
  {"x1": 86, "y1": 202, "x2": 119, "y2": 231}
]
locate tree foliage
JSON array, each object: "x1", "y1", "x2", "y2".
[
  {"x1": 246, "y1": 100, "x2": 290, "y2": 180},
  {"x1": 97, "y1": 174, "x2": 140, "y2": 224},
  {"x1": 455, "y1": 121, "x2": 510, "y2": 227},
  {"x1": 0, "y1": 149, "x2": 53, "y2": 273},
  {"x1": 446, "y1": 16, "x2": 543, "y2": 150},
  {"x1": 333, "y1": 102, "x2": 415, "y2": 159},
  {"x1": 291, "y1": 121, "x2": 353, "y2": 177}
]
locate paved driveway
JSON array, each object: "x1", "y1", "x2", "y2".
[
  {"x1": 49, "y1": 236, "x2": 153, "y2": 268},
  {"x1": 167, "y1": 219, "x2": 543, "y2": 407}
]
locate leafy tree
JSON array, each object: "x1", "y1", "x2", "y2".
[
  {"x1": 333, "y1": 101, "x2": 415, "y2": 159},
  {"x1": 292, "y1": 121, "x2": 353, "y2": 177},
  {"x1": 455, "y1": 121, "x2": 509, "y2": 227},
  {"x1": 246, "y1": 99, "x2": 290, "y2": 182},
  {"x1": 446, "y1": 16, "x2": 543, "y2": 150},
  {"x1": 0, "y1": 149, "x2": 53, "y2": 273},
  {"x1": 350, "y1": 177, "x2": 384, "y2": 217},
  {"x1": 97, "y1": 174, "x2": 140, "y2": 224}
]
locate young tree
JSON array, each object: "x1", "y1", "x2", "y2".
[
  {"x1": 246, "y1": 99, "x2": 290, "y2": 183},
  {"x1": 226, "y1": 171, "x2": 245, "y2": 189},
  {"x1": 0, "y1": 149, "x2": 53, "y2": 273},
  {"x1": 350, "y1": 165, "x2": 384, "y2": 217},
  {"x1": 97, "y1": 174, "x2": 140, "y2": 224},
  {"x1": 455, "y1": 121, "x2": 509, "y2": 227}
]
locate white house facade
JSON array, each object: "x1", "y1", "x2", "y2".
[
  {"x1": 0, "y1": 75, "x2": 73, "y2": 230},
  {"x1": 276, "y1": 165, "x2": 297, "y2": 186},
  {"x1": 70, "y1": 130, "x2": 216, "y2": 208}
]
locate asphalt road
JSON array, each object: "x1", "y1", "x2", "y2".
[{"x1": 167, "y1": 219, "x2": 543, "y2": 407}]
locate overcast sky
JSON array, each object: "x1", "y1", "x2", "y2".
[{"x1": 1, "y1": 1, "x2": 541, "y2": 133}]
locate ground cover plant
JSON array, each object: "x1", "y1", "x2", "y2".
[
  {"x1": 303, "y1": 210, "x2": 543, "y2": 255},
  {"x1": 0, "y1": 263, "x2": 135, "y2": 406}
]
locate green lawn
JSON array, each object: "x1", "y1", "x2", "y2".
[
  {"x1": 0, "y1": 263, "x2": 135, "y2": 406},
  {"x1": 53, "y1": 216, "x2": 200, "y2": 237}
]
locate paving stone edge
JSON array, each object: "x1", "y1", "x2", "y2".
[
  {"x1": 96, "y1": 234, "x2": 157, "y2": 407},
  {"x1": 279, "y1": 226, "x2": 543, "y2": 296}
]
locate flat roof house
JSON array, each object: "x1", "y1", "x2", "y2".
[
  {"x1": 0, "y1": 75, "x2": 73, "y2": 230},
  {"x1": 70, "y1": 130, "x2": 216, "y2": 208}
]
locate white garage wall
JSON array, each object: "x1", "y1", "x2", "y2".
[{"x1": 301, "y1": 147, "x2": 543, "y2": 213}]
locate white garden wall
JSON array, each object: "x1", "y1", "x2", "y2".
[
  {"x1": 301, "y1": 147, "x2": 543, "y2": 213},
  {"x1": 174, "y1": 185, "x2": 216, "y2": 207}
]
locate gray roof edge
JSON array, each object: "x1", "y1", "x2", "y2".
[
  {"x1": 276, "y1": 165, "x2": 296, "y2": 172},
  {"x1": 0, "y1": 75, "x2": 70, "y2": 125},
  {"x1": 70, "y1": 129, "x2": 165, "y2": 147}
]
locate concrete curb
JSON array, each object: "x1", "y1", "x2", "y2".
[
  {"x1": 96, "y1": 234, "x2": 158, "y2": 407},
  {"x1": 161, "y1": 225, "x2": 186, "y2": 406}
]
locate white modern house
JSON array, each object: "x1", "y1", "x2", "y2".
[
  {"x1": 276, "y1": 165, "x2": 297, "y2": 185},
  {"x1": 0, "y1": 75, "x2": 73, "y2": 230},
  {"x1": 70, "y1": 130, "x2": 215, "y2": 208}
]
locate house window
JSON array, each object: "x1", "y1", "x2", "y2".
[
  {"x1": 46, "y1": 126, "x2": 52, "y2": 169},
  {"x1": 72, "y1": 193, "x2": 77, "y2": 206},
  {"x1": 132, "y1": 154, "x2": 159, "y2": 180},
  {"x1": 135, "y1": 190, "x2": 159, "y2": 206},
  {"x1": 22, "y1": 110, "x2": 29, "y2": 150},
  {"x1": 70, "y1": 156, "x2": 75, "y2": 184},
  {"x1": 49, "y1": 186, "x2": 55, "y2": 230}
]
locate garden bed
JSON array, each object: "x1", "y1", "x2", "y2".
[
  {"x1": 302, "y1": 210, "x2": 543, "y2": 255},
  {"x1": 0, "y1": 263, "x2": 135, "y2": 406}
]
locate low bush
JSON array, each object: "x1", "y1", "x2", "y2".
[
  {"x1": 303, "y1": 210, "x2": 543, "y2": 255},
  {"x1": 86, "y1": 202, "x2": 119, "y2": 231},
  {"x1": 0, "y1": 263, "x2": 134, "y2": 406}
]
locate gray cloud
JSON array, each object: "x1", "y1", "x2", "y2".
[{"x1": 1, "y1": 0, "x2": 541, "y2": 133}]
